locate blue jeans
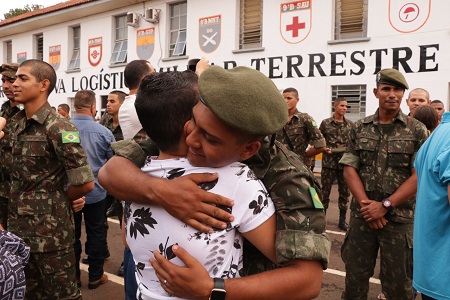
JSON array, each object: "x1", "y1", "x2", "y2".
[
  {"x1": 124, "y1": 247, "x2": 137, "y2": 300},
  {"x1": 74, "y1": 199, "x2": 107, "y2": 282}
]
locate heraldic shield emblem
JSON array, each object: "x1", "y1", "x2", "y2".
[
  {"x1": 88, "y1": 37, "x2": 103, "y2": 67},
  {"x1": 49, "y1": 45, "x2": 61, "y2": 71},
  {"x1": 137, "y1": 28, "x2": 155, "y2": 60},
  {"x1": 280, "y1": 1, "x2": 312, "y2": 44},
  {"x1": 389, "y1": 0, "x2": 431, "y2": 33},
  {"x1": 199, "y1": 15, "x2": 221, "y2": 53}
]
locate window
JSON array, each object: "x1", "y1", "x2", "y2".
[
  {"x1": 4, "y1": 41, "x2": 12, "y2": 63},
  {"x1": 334, "y1": 0, "x2": 368, "y2": 40},
  {"x1": 331, "y1": 85, "x2": 366, "y2": 121},
  {"x1": 169, "y1": 2, "x2": 187, "y2": 57},
  {"x1": 35, "y1": 34, "x2": 44, "y2": 60},
  {"x1": 239, "y1": 0, "x2": 263, "y2": 49},
  {"x1": 110, "y1": 15, "x2": 128, "y2": 64},
  {"x1": 69, "y1": 26, "x2": 81, "y2": 70}
]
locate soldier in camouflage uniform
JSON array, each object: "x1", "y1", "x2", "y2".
[
  {"x1": 9, "y1": 59, "x2": 94, "y2": 299},
  {"x1": 319, "y1": 98, "x2": 354, "y2": 231},
  {"x1": 339, "y1": 68, "x2": 428, "y2": 300},
  {"x1": 275, "y1": 87, "x2": 326, "y2": 163},
  {"x1": 0, "y1": 63, "x2": 20, "y2": 229},
  {"x1": 100, "y1": 90, "x2": 125, "y2": 142},
  {"x1": 99, "y1": 66, "x2": 330, "y2": 298}
]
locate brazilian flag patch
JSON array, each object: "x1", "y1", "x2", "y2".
[
  {"x1": 62, "y1": 131, "x2": 80, "y2": 143},
  {"x1": 309, "y1": 187, "x2": 324, "y2": 209}
]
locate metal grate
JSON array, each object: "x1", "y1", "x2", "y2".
[
  {"x1": 35, "y1": 34, "x2": 43, "y2": 61},
  {"x1": 239, "y1": 0, "x2": 263, "y2": 49},
  {"x1": 334, "y1": 0, "x2": 368, "y2": 40},
  {"x1": 331, "y1": 84, "x2": 366, "y2": 122}
]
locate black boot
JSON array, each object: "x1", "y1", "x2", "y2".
[{"x1": 338, "y1": 209, "x2": 348, "y2": 231}]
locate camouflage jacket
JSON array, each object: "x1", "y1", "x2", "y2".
[
  {"x1": 275, "y1": 109, "x2": 326, "y2": 162},
  {"x1": 100, "y1": 113, "x2": 124, "y2": 141},
  {"x1": 339, "y1": 109, "x2": 428, "y2": 223},
  {"x1": 8, "y1": 102, "x2": 94, "y2": 253},
  {"x1": 319, "y1": 116, "x2": 354, "y2": 170},
  {"x1": 0, "y1": 101, "x2": 22, "y2": 197},
  {"x1": 112, "y1": 137, "x2": 331, "y2": 271}
]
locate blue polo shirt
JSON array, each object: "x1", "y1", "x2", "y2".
[
  {"x1": 71, "y1": 114, "x2": 115, "y2": 204},
  {"x1": 413, "y1": 112, "x2": 450, "y2": 299}
]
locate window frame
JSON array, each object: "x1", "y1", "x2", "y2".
[
  {"x1": 68, "y1": 26, "x2": 81, "y2": 70},
  {"x1": 4, "y1": 41, "x2": 12, "y2": 63},
  {"x1": 168, "y1": 1, "x2": 187, "y2": 57},
  {"x1": 238, "y1": 0, "x2": 263, "y2": 50},
  {"x1": 110, "y1": 14, "x2": 128, "y2": 65},
  {"x1": 35, "y1": 34, "x2": 44, "y2": 61},
  {"x1": 334, "y1": 0, "x2": 368, "y2": 40}
]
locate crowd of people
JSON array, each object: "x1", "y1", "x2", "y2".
[{"x1": 0, "y1": 58, "x2": 448, "y2": 300}]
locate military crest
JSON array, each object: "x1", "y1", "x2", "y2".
[
  {"x1": 17, "y1": 52, "x2": 27, "y2": 64},
  {"x1": 88, "y1": 37, "x2": 103, "y2": 67},
  {"x1": 389, "y1": 0, "x2": 431, "y2": 33},
  {"x1": 137, "y1": 28, "x2": 155, "y2": 60},
  {"x1": 199, "y1": 15, "x2": 221, "y2": 53},
  {"x1": 49, "y1": 45, "x2": 61, "y2": 71},
  {"x1": 280, "y1": 1, "x2": 312, "y2": 44}
]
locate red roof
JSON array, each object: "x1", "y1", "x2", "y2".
[{"x1": 0, "y1": 0, "x2": 94, "y2": 26}]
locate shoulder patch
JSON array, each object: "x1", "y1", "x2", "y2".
[
  {"x1": 309, "y1": 187, "x2": 324, "y2": 209},
  {"x1": 62, "y1": 131, "x2": 80, "y2": 143}
]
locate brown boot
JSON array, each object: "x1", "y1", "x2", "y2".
[
  {"x1": 88, "y1": 274, "x2": 108, "y2": 290},
  {"x1": 338, "y1": 209, "x2": 348, "y2": 231}
]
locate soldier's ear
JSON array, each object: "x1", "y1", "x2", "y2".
[{"x1": 373, "y1": 88, "x2": 379, "y2": 98}]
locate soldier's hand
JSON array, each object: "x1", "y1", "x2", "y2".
[
  {"x1": 0, "y1": 117, "x2": 6, "y2": 139},
  {"x1": 154, "y1": 173, "x2": 234, "y2": 234},
  {"x1": 71, "y1": 197, "x2": 85, "y2": 213},
  {"x1": 195, "y1": 57, "x2": 210, "y2": 77},
  {"x1": 367, "y1": 217, "x2": 388, "y2": 229},
  {"x1": 360, "y1": 199, "x2": 386, "y2": 221}
]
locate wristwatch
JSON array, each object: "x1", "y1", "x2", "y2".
[
  {"x1": 382, "y1": 198, "x2": 396, "y2": 216},
  {"x1": 209, "y1": 278, "x2": 226, "y2": 300}
]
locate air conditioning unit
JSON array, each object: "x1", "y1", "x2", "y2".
[
  {"x1": 144, "y1": 8, "x2": 159, "y2": 23},
  {"x1": 126, "y1": 12, "x2": 139, "y2": 27}
]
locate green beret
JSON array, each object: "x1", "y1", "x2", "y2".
[
  {"x1": 376, "y1": 68, "x2": 409, "y2": 90},
  {"x1": 198, "y1": 66, "x2": 288, "y2": 136},
  {"x1": 0, "y1": 63, "x2": 19, "y2": 79}
]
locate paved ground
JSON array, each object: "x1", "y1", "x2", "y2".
[{"x1": 79, "y1": 175, "x2": 419, "y2": 299}]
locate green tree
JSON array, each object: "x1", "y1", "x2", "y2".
[{"x1": 3, "y1": 4, "x2": 43, "y2": 20}]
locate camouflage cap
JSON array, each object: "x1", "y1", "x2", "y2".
[
  {"x1": 198, "y1": 66, "x2": 288, "y2": 136},
  {"x1": 0, "y1": 63, "x2": 19, "y2": 79},
  {"x1": 376, "y1": 68, "x2": 409, "y2": 90}
]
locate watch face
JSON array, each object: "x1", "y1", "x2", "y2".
[
  {"x1": 384, "y1": 200, "x2": 391, "y2": 207},
  {"x1": 210, "y1": 289, "x2": 226, "y2": 300}
]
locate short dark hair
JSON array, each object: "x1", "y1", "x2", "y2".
[
  {"x1": 282, "y1": 87, "x2": 298, "y2": 97},
  {"x1": 58, "y1": 103, "x2": 70, "y2": 112},
  {"x1": 109, "y1": 90, "x2": 127, "y2": 103},
  {"x1": 413, "y1": 105, "x2": 438, "y2": 132},
  {"x1": 74, "y1": 90, "x2": 95, "y2": 110},
  {"x1": 124, "y1": 60, "x2": 152, "y2": 90},
  {"x1": 333, "y1": 97, "x2": 347, "y2": 106},
  {"x1": 135, "y1": 71, "x2": 199, "y2": 152},
  {"x1": 19, "y1": 59, "x2": 56, "y2": 96},
  {"x1": 431, "y1": 99, "x2": 444, "y2": 105}
]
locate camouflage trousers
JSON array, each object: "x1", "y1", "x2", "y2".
[
  {"x1": 321, "y1": 167, "x2": 349, "y2": 211},
  {"x1": 25, "y1": 247, "x2": 82, "y2": 300},
  {"x1": 341, "y1": 216, "x2": 413, "y2": 300},
  {"x1": 0, "y1": 196, "x2": 7, "y2": 229}
]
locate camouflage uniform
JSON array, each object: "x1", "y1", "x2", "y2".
[
  {"x1": 319, "y1": 117, "x2": 353, "y2": 211},
  {"x1": 112, "y1": 136, "x2": 331, "y2": 273},
  {"x1": 8, "y1": 102, "x2": 94, "y2": 299},
  {"x1": 339, "y1": 109, "x2": 428, "y2": 300},
  {"x1": 100, "y1": 112, "x2": 123, "y2": 141},
  {"x1": 0, "y1": 100, "x2": 21, "y2": 229},
  {"x1": 275, "y1": 109, "x2": 326, "y2": 163}
]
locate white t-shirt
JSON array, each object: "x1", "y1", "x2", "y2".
[
  {"x1": 118, "y1": 94, "x2": 142, "y2": 139},
  {"x1": 124, "y1": 157, "x2": 275, "y2": 300}
]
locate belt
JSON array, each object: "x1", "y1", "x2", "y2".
[{"x1": 0, "y1": 173, "x2": 10, "y2": 182}]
